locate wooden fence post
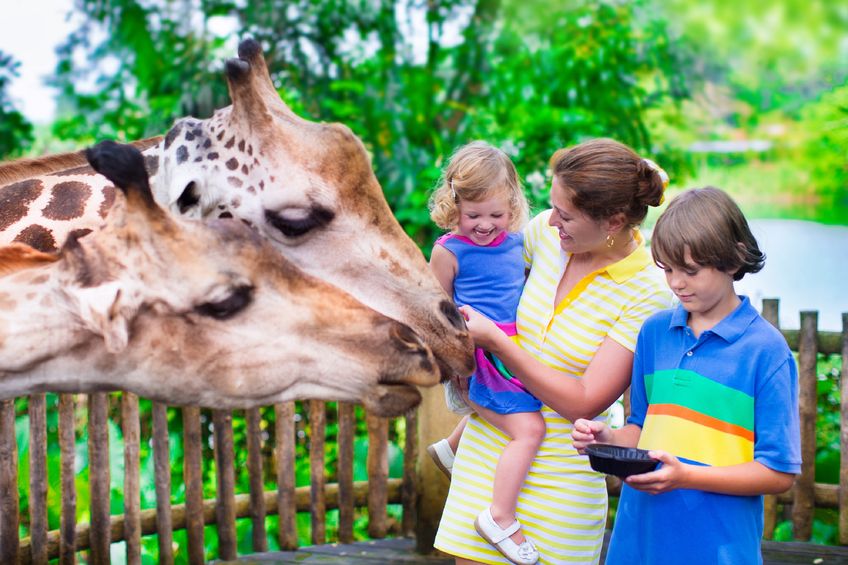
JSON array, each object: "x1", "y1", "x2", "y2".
[
  {"x1": 88, "y1": 393, "x2": 110, "y2": 565},
  {"x1": 309, "y1": 400, "x2": 327, "y2": 545},
  {"x1": 792, "y1": 311, "x2": 818, "y2": 540},
  {"x1": 761, "y1": 298, "x2": 780, "y2": 539},
  {"x1": 415, "y1": 385, "x2": 462, "y2": 553},
  {"x1": 337, "y1": 402, "x2": 355, "y2": 544},
  {"x1": 29, "y1": 394, "x2": 49, "y2": 565},
  {"x1": 366, "y1": 411, "x2": 388, "y2": 539},
  {"x1": 122, "y1": 393, "x2": 141, "y2": 565},
  {"x1": 0, "y1": 399, "x2": 19, "y2": 565},
  {"x1": 58, "y1": 394, "x2": 76, "y2": 565},
  {"x1": 246, "y1": 407, "x2": 268, "y2": 552},
  {"x1": 275, "y1": 402, "x2": 298, "y2": 550},
  {"x1": 212, "y1": 410, "x2": 237, "y2": 560},
  {"x1": 151, "y1": 403, "x2": 174, "y2": 565},
  {"x1": 182, "y1": 406, "x2": 204, "y2": 565}
]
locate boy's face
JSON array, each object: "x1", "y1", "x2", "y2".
[{"x1": 662, "y1": 248, "x2": 739, "y2": 323}]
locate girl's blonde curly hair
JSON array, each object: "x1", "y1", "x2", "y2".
[{"x1": 428, "y1": 141, "x2": 529, "y2": 232}]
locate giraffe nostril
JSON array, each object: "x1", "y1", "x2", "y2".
[{"x1": 439, "y1": 300, "x2": 466, "y2": 331}]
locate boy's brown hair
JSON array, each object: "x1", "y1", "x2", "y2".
[{"x1": 651, "y1": 186, "x2": 764, "y2": 281}]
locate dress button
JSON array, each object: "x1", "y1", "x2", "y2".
[{"x1": 686, "y1": 351, "x2": 694, "y2": 357}]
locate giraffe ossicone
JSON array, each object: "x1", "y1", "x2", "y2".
[
  {"x1": 0, "y1": 38, "x2": 475, "y2": 400},
  {"x1": 0, "y1": 141, "x2": 440, "y2": 416}
]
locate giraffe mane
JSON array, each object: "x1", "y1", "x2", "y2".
[
  {"x1": 0, "y1": 136, "x2": 163, "y2": 185},
  {"x1": 0, "y1": 243, "x2": 60, "y2": 276}
]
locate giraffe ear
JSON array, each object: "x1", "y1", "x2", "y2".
[{"x1": 74, "y1": 282, "x2": 136, "y2": 353}]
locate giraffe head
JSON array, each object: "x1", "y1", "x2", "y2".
[
  {"x1": 0, "y1": 141, "x2": 440, "y2": 415},
  {"x1": 152, "y1": 39, "x2": 475, "y2": 381}
]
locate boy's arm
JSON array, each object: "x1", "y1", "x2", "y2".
[
  {"x1": 429, "y1": 244, "x2": 457, "y2": 297},
  {"x1": 625, "y1": 453, "x2": 796, "y2": 496}
]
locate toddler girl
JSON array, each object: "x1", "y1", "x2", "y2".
[{"x1": 427, "y1": 141, "x2": 542, "y2": 565}]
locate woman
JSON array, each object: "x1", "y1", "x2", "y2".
[{"x1": 433, "y1": 138, "x2": 673, "y2": 565}]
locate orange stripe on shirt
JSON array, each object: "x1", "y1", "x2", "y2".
[{"x1": 647, "y1": 403, "x2": 754, "y2": 442}]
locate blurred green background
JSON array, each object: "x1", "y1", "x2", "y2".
[{"x1": 2, "y1": 0, "x2": 846, "y2": 559}]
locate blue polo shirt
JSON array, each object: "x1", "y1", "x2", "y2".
[{"x1": 606, "y1": 296, "x2": 801, "y2": 565}]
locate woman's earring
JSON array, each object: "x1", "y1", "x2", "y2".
[{"x1": 606, "y1": 234, "x2": 615, "y2": 248}]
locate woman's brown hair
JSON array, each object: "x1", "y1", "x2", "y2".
[
  {"x1": 549, "y1": 138, "x2": 665, "y2": 226},
  {"x1": 651, "y1": 186, "x2": 765, "y2": 281}
]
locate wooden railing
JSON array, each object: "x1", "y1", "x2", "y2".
[
  {"x1": 0, "y1": 399, "x2": 419, "y2": 564},
  {"x1": 0, "y1": 298, "x2": 846, "y2": 563}
]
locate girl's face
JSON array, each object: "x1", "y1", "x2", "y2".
[
  {"x1": 547, "y1": 177, "x2": 607, "y2": 254},
  {"x1": 662, "y1": 248, "x2": 739, "y2": 323},
  {"x1": 457, "y1": 194, "x2": 512, "y2": 246}
]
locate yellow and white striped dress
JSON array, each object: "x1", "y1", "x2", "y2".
[{"x1": 434, "y1": 210, "x2": 672, "y2": 564}]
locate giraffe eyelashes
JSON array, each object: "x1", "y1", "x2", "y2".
[
  {"x1": 194, "y1": 284, "x2": 254, "y2": 320},
  {"x1": 264, "y1": 206, "x2": 335, "y2": 239}
]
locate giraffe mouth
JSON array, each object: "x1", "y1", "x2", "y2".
[{"x1": 362, "y1": 384, "x2": 422, "y2": 417}]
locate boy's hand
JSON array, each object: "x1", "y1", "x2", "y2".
[
  {"x1": 624, "y1": 450, "x2": 689, "y2": 494},
  {"x1": 571, "y1": 418, "x2": 612, "y2": 454}
]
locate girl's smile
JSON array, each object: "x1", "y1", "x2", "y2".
[{"x1": 457, "y1": 195, "x2": 512, "y2": 246}]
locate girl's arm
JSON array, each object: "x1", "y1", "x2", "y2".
[
  {"x1": 429, "y1": 244, "x2": 457, "y2": 297},
  {"x1": 626, "y1": 451, "x2": 796, "y2": 496},
  {"x1": 460, "y1": 306, "x2": 634, "y2": 421}
]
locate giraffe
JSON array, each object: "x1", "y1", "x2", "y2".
[
  {"x1": 0, "y1": 141, "x2": 439, "y2": 416},
  {"x1": 0, "y1": 38, "x2": 475, "y2": 381}
]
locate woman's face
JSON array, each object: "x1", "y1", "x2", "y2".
[{"x1": 547, "y1": 177, "x2": 607, "y2": 254}]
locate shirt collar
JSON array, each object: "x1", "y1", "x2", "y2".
[
  {"x1": 669, "y1": 295, "x2": 759, "y2": 343},
  {"x1": 605, "y1": 230, "x2": 652, "y2": 284}
]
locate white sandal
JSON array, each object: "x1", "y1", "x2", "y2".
[
  {"x1": 426, "y1": 438, "x2": 455, "y2": 478},
  {"x1": 474, "y1": 506, "x2": 540, "y2": 565}
]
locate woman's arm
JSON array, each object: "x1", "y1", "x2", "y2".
[
  {"x1": 626, "y1": 451, "x2": 796, "y2": 496},
  {"x1": 429, "y1": 244, "x2": 457, "y2": 297},
  {"x1": 460, "y1": 306, "x2": 634, "y2": 421}
]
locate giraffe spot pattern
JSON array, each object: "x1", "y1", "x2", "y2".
[
  {"x1": 144, "y1": 154, "x2": 159, "y2": 176},
  {"x1": 225, "y1": 136, "x2": 235, "y2": 149},
  {"x1": 207, "y1": 152, "x2": 219, "y2": 161},
  {"x1": 43, "y1": 181, "x2": 91, "y2": 221},
  {"x1": 164, "y1": 122, "x2": 183, "y2": 149},
  {"x1": 99, "y1": 186, "x2": 116, "y2": 219},
  {"x1": 14, "y1": 225, "x2": 57, "y2": 253},
  {"x1": 0, "y1": 179, "x2": 43, "y2": 230},
  {"x1": 226, "y1": 158, "x2": 239, "y2": 171},
  {"x1": 176, "y1": 146, "x2": 189, "y2": 164},
  {"x1": 228, "y1": 177, "x2": 243, "y2": 188}
]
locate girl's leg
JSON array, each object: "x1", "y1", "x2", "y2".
[
  {"x1": 446, "y1": 415, "x2": 469, "y2": 452},
  {"x1": 472, "y1": 403, "x2": 546, "y2": 544}
]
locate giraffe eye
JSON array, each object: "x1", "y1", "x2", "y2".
[
  {"x1": 264, "y1": 206, "x2": 335, "y2": 238},
  {"x1": 195, "y1": 285, "x2": 253, "y2": 319}
]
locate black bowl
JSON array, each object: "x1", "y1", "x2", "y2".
[{"x1": 585, "y1": 443, "x2": 658, "y2": 478}]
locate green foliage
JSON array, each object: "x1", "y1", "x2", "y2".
[
  {"x1": 0, "y1": 51, "x2": 34, "y2": 158},
  {"x1": 49, "y1": 0, "x2": 692, "y2": 249}
]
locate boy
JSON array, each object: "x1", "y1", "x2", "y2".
[{"x1": 572, "y1": 187, "x2": 801, "y2": 564}]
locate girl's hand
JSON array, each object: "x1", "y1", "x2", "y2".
[
  {"x1": 457, "y1": 305, "x2": 500, "y2": 348},
  {"x1": 624, "y1": 450, "x2": 688, "y2": 494},
  {"x1": 571, "y1": 418, "x2": 612, "y2": 454}
]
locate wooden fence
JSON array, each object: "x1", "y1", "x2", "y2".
[{"x1": 0, "y1": 298, "x2": 846, "y2": 563}]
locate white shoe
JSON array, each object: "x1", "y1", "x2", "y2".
[
  {"x1": 426, "y1": 438, "x2": 455, "y2": 478},
  {"x1": 474, "y1": 506, "x2": 540, "y2": 565}
]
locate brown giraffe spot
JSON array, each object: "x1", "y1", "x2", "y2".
[
  {"x1": 69, "y1": 228, "x2": 93, "y2": 241},
  {"x1": 259, "y1": 180, "x2": 265, "y2": 190},
  {"x1": 238, "y1": 140, "x2": 245, "y2": 151},
  {"x1": 241, "y1": 164, "x2": 249, "y2": 175},
  {"x1": 225, "y1": 158, "x2": 239, "y2": 171},
  {"x1": 225, "y1": 136, "x2": 235, "y2": 149},
  {"x1": 14, "y1": 225, "x2": 57, "y2": 253},
  {"x1": 42, "y1": 181, "x2": 91, "y2": 221},
  {"x1": 164, "y1": 122, "x2": 183, "y2": 149},
  {"x1": 217, "y1": 130, "x2": 225, "y2": 140},
  {"x1": 30, "y1": 274, "x2": 49, "y2": 284},
  {"x1": 176, "y1": 146, "x2": 189, "y2": 164},
  {"x1": 203, "y1": 138, "x2": 212, "y2": 148},
  {"x1": 144, "y1": 154, "x2": 159, "y2": 176},
  {"x1": 227, "y1": 177, "x2": 243, "y2": 188},
  {"x1": 248, "y1": 144, "x2": 253, "y2": 156},
  {"x1": 247, "y1": 186, "x2": 256, "y2": 194},
  {"x1": 0, "y1": 178, "x2": 43, "y2": 230},
  {"x1": 185, "y1": 129, "x2": 196, "y2": 141},
  {"x1": 207, "y1": 152, "x2": 219, "y2": 161},
  {"x1": 99, "y1": 186, "x2": 116, "y2": 218},
  {"x1": 230, "y1": 196, "x2": 241, "y2": 208}
]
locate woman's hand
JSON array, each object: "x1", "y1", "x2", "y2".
[
  {"x1": 457, "y1": 305, "x2": 502, "y2": 349},
  {"x1": 624, "y1": 450, "x2": 688, "y2": 494},
  {"x1": 571, "y1": 418, "x2": 613, "y2": 454}
]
